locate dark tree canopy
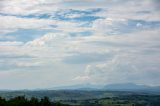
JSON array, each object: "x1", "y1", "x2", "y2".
[{"x1": 0, "y1": 96, "x2": 70, "y2": 106}]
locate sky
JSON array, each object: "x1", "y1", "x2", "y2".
[{"x1": 0, "y1": 0, "x2": 160, "y2": 90}]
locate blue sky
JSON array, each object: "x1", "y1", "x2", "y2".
[{"x1": 0, "y1": 0, "x2": 160, "y2": 89}]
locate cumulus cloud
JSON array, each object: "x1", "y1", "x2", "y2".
[
  {"x1": 72, "y1": 28, "x2": 160, "y2": 86},
  {"x1": 74, "y1": 53, "x2": 160, "y2": 86}
]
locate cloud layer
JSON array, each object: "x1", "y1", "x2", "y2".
[{"x1": 0, "y1": 0, "x2": 160, "y2": 89}]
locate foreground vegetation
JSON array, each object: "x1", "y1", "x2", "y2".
[
  {"x1": 0, "y1": 90, "x2": 160, "y2": 106},
  {"x1": 0, "y1": 96, "x2": 70, "y2": 106},
  {"x1": 0, "y1": 95, "x2": 160, "y2": 106}
]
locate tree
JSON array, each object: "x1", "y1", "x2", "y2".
[
  {"x1": 40, "y1": 96, "x2": 51, "y2": 106},
  {"x1": 0, "y1": 97, "x2": 6, "y2": 106},
  {"x1": 29, "y1": 97, "x2": 39, "y2": 106},
  {"x1": 7, "y1": 96, "x2": 29, "y2": 106}
]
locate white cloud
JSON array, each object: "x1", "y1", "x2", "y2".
[
  {"x1": 75, "y1": 53, "x2": 160, "y2": 86},
  {"x1": 0, "y1": 41, "x2": 24, "y2": 46},
  {"x1": 0, "y1": 14, "x2": 89, "y2": 35},
  {"x1": 93, "y1": 0, "x2": 160, "y2": 21},
  {"x1": 15, "y1": 61, "x2": 42, "y2": 67},
  {"x1": 72, "y1": 76, "x2": 90, "y2": 81},
  {"x1": 0, "y1": 28, "x2": 160, "y2": 88},
  {"x1": 92, "y1": 18, "x2": 126, "y2": 35},
  {"x1": 0, "y1": 0, "x2": 159, "y2": 18},
  {"x1": 0, "y1": 16, "x2": 56, "y2": 32},
  {"x1": 72, "y1": 29, "x2": 160, "y2": 86},
  {"x1": 0, "y1": 0, "x2": 160, "y2": 88},
  {"x1": 0, "y1": 0, "x2": 62, "y2": 15}
]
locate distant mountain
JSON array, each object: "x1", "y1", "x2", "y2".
[
  {"x1": 104, "y1": 83, "x2": 148, "y2": 90},
  {"x1": 3, "y1": 83, "x2": 159, "y2": 93},
  {"x1": 50, "y1": 83, "x2": 103, "y2": 90},
  {"x1": 49, "y1": 83, "x2": 160, "y2": 93},
  {"x1": 104, "y1": 83, "x2": 160, "y2": 93}
]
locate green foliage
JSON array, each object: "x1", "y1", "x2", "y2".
[
  {"x1": 29, "y1": 97, "x2": 39, "y2": 106},
  {"x1": 0, "y1": 92, "x2": 160, "y2": 106},
  {"x1": 40, "y1": 96, "x2": 51, "y2": 106},
  {"x1": 0, "y1": 96, "x2": 71, "y2": 106},
  {"x1": 0, "y1": 97, "x2": 6, "y2": 106}
]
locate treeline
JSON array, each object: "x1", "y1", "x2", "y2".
[{"x1": 0, "y1": 96, "x2": 71, "y2": 106}]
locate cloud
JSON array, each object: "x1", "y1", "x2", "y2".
[
  {"x1": 0, "y1": 15, "x2": 57, "y2": 34},
  {"x1": 72, "y1": 28, "x2": 160, "y2": 86},
  {"x1": 72, "y1": 76, "x2": 90, "y2": 81},
  {"x1": 0, "y1": 0, "x2": 61, "y2": 15},
  {"x1": 0, "y1": 0, "x2": 160, "y2": 88},
  {"x1": 0, "y1": 41, "x2": 24, "y2": 46},
  {"x1": 0, "y1": 13, "x2": 90, "y2": 38},
  {"x1": 63, "y1": 53, "x2": 113, "y2": 64},
  {"x1": 25, "y1": 33, "x2": 68, "y2": 47},
  {"x1": 0, "y1": 0, "x2": 122, "y2": 16},
  {"x1": 92, "y1": 18, "x2": 160, "y2": 35},
  {"x1": 74, "y1": 53, "x2": 160, "y2": 86},
  {"x1": 93, "y1": 1, "x2": 160, "y2": 21},
  {"x1": 0, "y1": 54, "x2": 33, "y2": 59}
]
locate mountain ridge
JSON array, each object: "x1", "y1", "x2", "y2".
[{"x1": 46, "y1": 83, "x2": 160, "y2": 93}]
